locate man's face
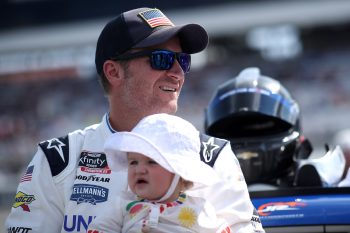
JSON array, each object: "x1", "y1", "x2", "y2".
[{"x1": 118, "y1": 37, "x2": 185, "y2": 116}]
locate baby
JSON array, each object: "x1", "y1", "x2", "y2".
[{"x1": 87, "y1": 113, "x2": 233, "y2": 233}]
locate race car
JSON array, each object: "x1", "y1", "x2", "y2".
[{"x1": 251, "y1": 187, "x2": 350, "y2": 233}]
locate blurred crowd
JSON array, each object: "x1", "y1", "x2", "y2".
[{"x1": 0, "y1": 78, "x2": 107, "y2": 173}]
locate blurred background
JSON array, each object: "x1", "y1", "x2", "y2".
[{"x1": 1, "y1": 0, "x2": 350, "y2": 228}]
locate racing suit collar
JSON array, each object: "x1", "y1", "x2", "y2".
[{"x1": 105, "y1": 112, "x2": 117, "y2": 133}]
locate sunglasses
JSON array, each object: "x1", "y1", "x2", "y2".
[{"x1": 113, "y1": 50, "x2": 191, "y2": 73}]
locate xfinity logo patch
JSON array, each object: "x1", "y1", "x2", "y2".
[
  {"x1": 79, "y1": 152, "x2": 111, "y2": 174},
  {"x1": 79, "y1": 152, "x2": 107, "y2": 168},
  {"x1": 70, "y1": 184, "x2": 108, "y2": 205}
]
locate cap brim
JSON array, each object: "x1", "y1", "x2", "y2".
[
  {"x1": 133, "y1": 24, "x2": 208, "y2": 54},
  {"x1": 104, "y1": 132, "x2": 219, "y2": 186}
]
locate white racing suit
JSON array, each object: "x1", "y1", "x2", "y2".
[{"x1": 5, "y1": 114, "x2": 264, "y2": 233}]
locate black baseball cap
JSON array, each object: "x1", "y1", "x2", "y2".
[{"x1": 95, "y1": 7, "x2": 209, "y2": 75}]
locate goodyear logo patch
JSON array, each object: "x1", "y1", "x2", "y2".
[
  {"x1": 12, "y1": 191, "x2": 35, "y2": 212},
  {"x1": 70, "y1": 184, "x2": 108, "y2": 205},
  {"x1": 76, "y1": 175, "x2": 110, "y2": 183}
]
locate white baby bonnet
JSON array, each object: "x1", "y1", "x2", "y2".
[{"x1": 104, "y1": 113, "x2": 220, "y2": 186}]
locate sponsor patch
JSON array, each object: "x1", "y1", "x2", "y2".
[
  {"x1": 201, "y1": 137, "x2": 220, "y2": 163},
  {"x1": 199, "y1": 133, "x2": 228, "y2": 167},
  {"x1": 12, "y1": 191, "x2": 35, "y2": 212},
  {"x1": 64, "y1": 215, "x2": 95, "y2": 232},
  {"x1": 250, "y1": 208, "x2": 265, "y2": 232},
  {"x1": 79, "y1": 151, "x2": 111, "y2": 174},
  {"x1": 39, "y1": 135, "x2": 69, "y2": 176},
  {"x1": 76, "y1": 175, "x2": 110, "y2": 183},
  {"x1": 7, "y1": 226, "x2": 32, "y2": 233},
  {"x1": 70, "y1": 184, "x2": 108, "y2": 205}
]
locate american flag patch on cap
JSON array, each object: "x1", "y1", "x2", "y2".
[{"x1": 139, "y1": 8, "x2": 174, "y2": 28}]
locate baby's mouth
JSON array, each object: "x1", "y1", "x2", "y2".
[{"x1": 136, "y1": 178, "x2": 148, "y2": 184}]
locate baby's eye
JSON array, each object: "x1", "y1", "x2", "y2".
[
  {"x1": 128, "y1": 160, "x2": 138, "y2": 166},
  {"x1": 148, "y1": 159, "x2": 159, "y2": 165}
]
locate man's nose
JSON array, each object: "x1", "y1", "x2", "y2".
[{"x1": 167, "y1": 59, "x2": 185, "y2": 80}]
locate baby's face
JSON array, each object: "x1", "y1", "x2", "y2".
[{"x1": 127, "y1": 152, "x2": 174, "y2": 200}]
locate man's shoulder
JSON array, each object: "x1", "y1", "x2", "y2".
[
  {"x1": 71, "y1": 122, "x2": 102, "y2": 137},
  {"x1": 39, "y1": 135, "x2": 70, "y2": 176},
  {"x1": 199, "y1": 133, "x2": 229, "y2": 167},
  {"x1": 38, "y1": 121, "x2": 103, "y2": 176}
]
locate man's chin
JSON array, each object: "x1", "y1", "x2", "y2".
[
  {"x1": 164, "y1": 104, "x2": 177, "y2": 114},
  {"x1": 155, "y1": 103, "x2": 178, "y2": 114}
]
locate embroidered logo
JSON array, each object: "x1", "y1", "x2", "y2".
[
  {"x1": 75, "y1": 175, "x2": 110, "y2": 183},
  {"x1": 7, "y1": 226, "x2": 32, "y2": 232},
  {"x1": 12, "y1": 191, "x2": 35, "y2": 212},
  {"x1": 201, "y1": 137, "x2": 219, "y2": 163},
  {"x1": 70, "y1": 184, "x2": 108, "y2": 205},
  {"x1": 79, "y1": 151, "x2": 111, "y2": 174},
  {"x1": 64, "y1": 215, "x2": 96, "y2": 232},
  {"x1": 47, "y1": 138, "x2": 67, "y2": 162}
]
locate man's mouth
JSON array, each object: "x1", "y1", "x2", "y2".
[{"x1": 160, "y1": 85, "x2": 176, "y2": 92}]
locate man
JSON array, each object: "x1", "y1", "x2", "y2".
[{"x1": 6, "y1": 8, "x2": 263, "y2": 233}]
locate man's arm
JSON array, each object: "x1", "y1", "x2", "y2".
[
  {"x1": 197, "y1": 134, "x2": 265, "y2": 232},
  {"x1": 210, "y1": 144, "x2": 265, "y2": 232},
  {"x1": 5, "y1": 146, "x2": 66, "y2": 232}
]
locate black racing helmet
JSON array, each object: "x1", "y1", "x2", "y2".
[{"x1": 205, "y1": 67, "x2": 301, "y2": 184}]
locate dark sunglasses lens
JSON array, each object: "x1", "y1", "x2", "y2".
[
  {"x1": 151, "y1": 51, "x2": 174, "y2": 70},
  {"x1": 178, "y1": 53, "x2": 191, "y2": 73},
  {"x1": 150, "y1": 51, "x2": 191, "y2": 73}
]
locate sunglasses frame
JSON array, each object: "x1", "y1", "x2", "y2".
[{"x1": 112, "y1": 49, "x2": 191, "y2": 73}]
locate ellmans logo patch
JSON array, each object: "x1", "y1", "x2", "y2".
[{"x1": 70, "y1": 184, "x2": 108, "y2": 205}]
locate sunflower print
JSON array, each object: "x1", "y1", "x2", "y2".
[{"x1": 177, "y1": 207, "x2": 197, "y2": 228}]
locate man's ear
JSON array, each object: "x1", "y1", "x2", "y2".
[{"x1": 103, "y1": 60, "x2": 123, "y2": 86}]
